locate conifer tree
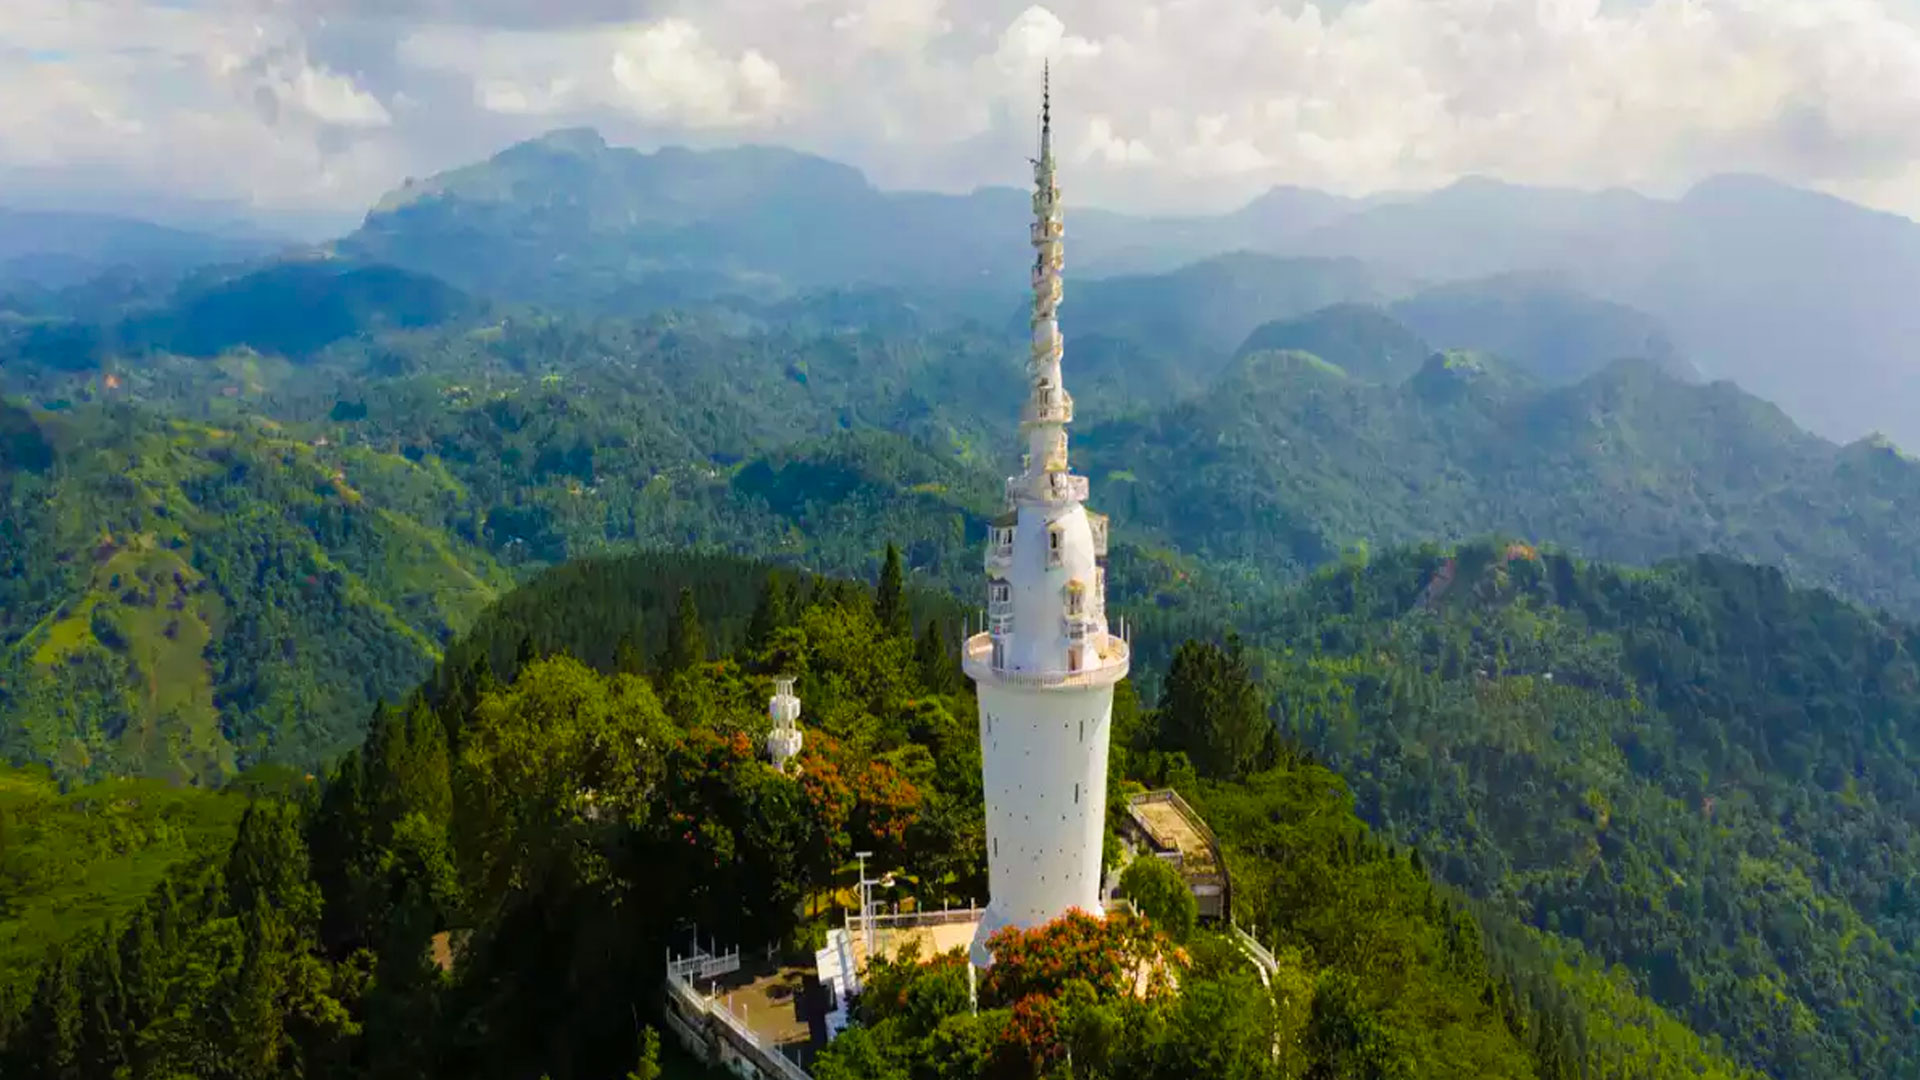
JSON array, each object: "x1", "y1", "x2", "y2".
[
  {"x1": 914, "y1": 618, "x2": 952, "y2": 694},
  {"x1": 613, "y1": 632, "x2": 646, "y2": 676},
  {"x1": 661, "y1": 587, "x2": 707, "y2": 673},
  {"x1": 627, "y1": 1025, "x2": 662, "y2": 1080},
  {"x1": 876, "y1": 543, "x2": 910, "y2": 638},
  {"x1": 747, "y1": 573, "x2": 792, "y2": 654},
  {"x1": 1155, "y1": 635, "x2": 1270, "y2": 781}
]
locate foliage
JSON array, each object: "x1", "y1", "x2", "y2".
[
  {"x1": 1117, "y1": 856, "x2": 1198, "y2": 943},
  {"x1": 1235, "y1": 303, "x2": 1433, "y2": 384},
  {"x1": 1153, "y1": 635, "x2": 1273, "y2": 781},
  {"x1": 0, "y1": 552, "x2": 1768, "y2": 1080},
  {"x1": 1242, "y1": 540, "x2": 1920, "y2": 1080},
  {"x1": 0, "y1": 766, "x2": 247, "y2": 988},
  {"x1": 11, "y1": 252, "x2": 1919, "y2": 786},
  {"x1": 1079, "y1": 348, "x2": 1920, "y2": 619}
]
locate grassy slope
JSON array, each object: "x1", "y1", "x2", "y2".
[{"x1": 2, "y1": 406, "x2": 510, "y2": 783}]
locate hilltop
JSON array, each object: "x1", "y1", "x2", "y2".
[{"x1": 1, "y1": 551, "x2": 1762, "y2": 1080}]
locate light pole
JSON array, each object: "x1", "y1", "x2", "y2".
[{"x1": 855, "y1": 850, "x2": 876, "y2": 960}]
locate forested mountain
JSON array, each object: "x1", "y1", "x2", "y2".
[
  {"x1": 7, "y1": 265, "x2": 1920, "y2": 786},
  {"x1": 1283, "y1": 174, "x2": 1920, "y2": 447},
  {"x1": 322, "y1": 129, "x2": 1920, "y2": 446},
  {"x1": 1082, "y1": 349, "x2": 1920, "y2": 615},
  {"x1": 1235, "y1": 303, "x2": 1435, "y2": 384},
  {"x1": 2, "y1": 261, "x2": 479, "y2": 373},
  {"x1": 0, "y1": 553, "x2": 1761, "y2": 1080},
  {"x1": 0, "y1": 399, "x2": 510, "y2": 782},
  {"x1": 1201, "y1": 541, "x2": 1920, "y2": 1080},
  {"x1": 1384, "y1": 274, "x2": 1697, "y2": 385},
  {"x1": 1055, "y1": 253, "x2": 1397, "y2": 359}
]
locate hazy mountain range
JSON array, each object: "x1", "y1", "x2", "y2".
[{"x1": 302, "y1": 129, "x2": 1919, "y2": 449}]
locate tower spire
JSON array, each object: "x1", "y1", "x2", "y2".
[
  {"x1": 1018, "y1": 62, "x2": 1076, "y2": 506},
  {"x1": 1041, "y1": 61, "x2": 1052, "y2": 163}
]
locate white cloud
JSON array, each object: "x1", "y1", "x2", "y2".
[
  {"x1": 831, "y1": 0, "x2": 952, "y2": 54},
  {"x1": 12, "y1": 0, "x2": 1920, "y2": 229},
  {"x1": 400, "y1": 17, "x2": 788, "y2": 127},
  {"x1": 1083, "y1": 116, "x2": 1154, "y2": 166}
]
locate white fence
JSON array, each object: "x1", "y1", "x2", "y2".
[{"x1": 664, "y1": 970, "x2": 812, "y2": 1080}]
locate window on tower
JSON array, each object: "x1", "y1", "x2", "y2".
[
  {"x1": 1047, "y1": 526, "x2": 1064, "y2": 567},
  {"x1": 1065, "y1": 580, "x2": 1085, "y2": 615}
]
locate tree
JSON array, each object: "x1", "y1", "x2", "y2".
[
  {"x1": 747, "y1": 573, "x2": 794, "y2": 655},
  {"x1": 914, "y1": 619, "x2": 954, "y2": 694},
  {"x1": 613, "y1": 632, "x2": 646, "y2": 676},
  {"x1": 1118, "y1": 856, "x2": 1198, "y2": 943},
  {"x1": 660, "y1": 587, "x2": 706, "y2": 674},
  {"x1": 1156, "y1": 636, "x2": 1270, "y2": 781},
  {"x1": 877, "y1": 543, "x2": 909, "y2": 639},
  {"x1": 626, "y1": 1026, "x2": 662, "y2": 1080},
  {"x1": 1304, "y1": 970, "x2": 1413, "y2": 1080}
]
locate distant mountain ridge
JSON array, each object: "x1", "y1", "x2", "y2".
[
  {"x1": 1082, "y1": 348, "x2": 1920, "y2": 616},
  {"x1": 0, "y1": 208, "x2": 286, "y2": 292},
  {"x1": 337, "y1": 130, "x2": 1920, "y2": 449}
]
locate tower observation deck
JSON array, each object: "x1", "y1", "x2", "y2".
[{"x1": 964, "y1": 66, "x2": 1130, "y2": 968}]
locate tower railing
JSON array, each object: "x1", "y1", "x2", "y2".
[
  {"x1": 1007, "y1": 473, "x2": 1089, "y2": 506},
  {"x1": 1021, "y1": 390, "x2": 1074, "y2": 426},
  {"x1": 985, "y1": 545, "x2": 1014, "y2": 575},
  {"x1": 962, "y1": 632, "x2": 1129, "y2": 687}
]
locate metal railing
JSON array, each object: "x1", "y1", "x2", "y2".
[
  {"x1": 847, "y1": 902, "x2": 983, "y2": 936},
  {"x1": 668, "y1": 946, "x2": 741, "y2": 983},
  {"x1": 1127, "y1": 789, "x2": 1234, "y2": 921},
  {"x1": 667, "y1": 978, "x2": 812, "y2": 1080}
]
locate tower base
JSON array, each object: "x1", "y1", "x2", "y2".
[{"x1": 967, "y1": 904, "x2": 1013, "y2": 969}]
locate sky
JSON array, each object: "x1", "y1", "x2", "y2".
[{"x1": 8, "y1": 0, "x2": 1920, "y2": 238}]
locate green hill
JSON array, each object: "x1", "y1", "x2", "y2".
[
  {"x1": 0, "y1": 552, "x2": 1760, "y2": 1080},
  {"x1": 1387, "y1": 273, "x2": 1696, "y2": 385},
  {"x1": 0, "y1": 765, "x2": 248, "y2": 996},
  {"x1": 1223, "y1": 540, "x2": 1920, "y2": 1080},
  {"x1": 1060, "y1": 252, "x2": 1395, "y2": 359},
  {"x1": 0, "y1": 400, "x2": 510, "y2": 782},
  {"x1": 1235, "y1": 302, "x2": 1435, "y2": 383},
  {"x1": 1082, "y1": 351, "x2": 1920, "y2": 616},
  {"x1": 7, "y1": 286, "x2": 1920, "y2": 786}
]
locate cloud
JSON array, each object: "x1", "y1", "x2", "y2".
[
  {"x1": 399, "y1": 17, "x2": 788, "y2": 126},
  {"x1": 11, "y1": 0, "x2": 1920, "y2": 232}
]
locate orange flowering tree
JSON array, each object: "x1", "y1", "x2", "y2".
[
  {"x1": 799, "y1": 733, "x2": 925, "y2": 874},
  {"x1": 980, "y1": 909, "x2": 1182, "y2": 1008}
]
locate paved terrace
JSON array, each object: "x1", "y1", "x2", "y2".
[{"x1": 1124, "y1": 789, "x2": 1232, "y2": 921}]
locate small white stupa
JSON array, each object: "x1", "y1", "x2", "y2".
[{"x1": 767, "y1": 676, "x2": 803, "y2": 774}]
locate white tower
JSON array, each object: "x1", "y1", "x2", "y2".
[
  {"x1": 963, "y1": 68, "x2": 1128, "y2": 968},
  {"x1": 768, "y1": 677, "x2": 803, "y2": 774}
]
